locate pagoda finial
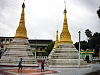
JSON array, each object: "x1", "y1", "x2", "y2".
[
  {"x1": 64, "y1": 0, "x2": 66, "y2": 9},
  {"x1": 64, "y1": 0, "x2": 67, "y2": 13},
  {"x1": 53, "y1": 27, "x2": 59, "y2": 49},
  {"x1": 14, "y1": 0, "x2": 28, "y2": 39},
  {"x1": 22, "y1": 0, "x2": 25, "y2": 8},
  {"x1": 57, "y1": 25, "x2": 58, "y2": 34},
  {"x1": 59, "y1": 1, "x2": 72, "y2": 43},
  {"x1": 57, "y1": 24, "x2": 58, "y2": 31}
]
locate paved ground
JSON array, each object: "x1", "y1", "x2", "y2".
[
  {"x1": 0, "y1": 63, "x2": 100, "y2": 75},
  {"x1": 48, "y1": 63, "x2": 100, "y2": 75},
  {"x1": 83, "y1": 70, "x2": 100, "y2": 75},
  {"x1": 0, "y1": 68, "x2": 58, "y2": 75}
]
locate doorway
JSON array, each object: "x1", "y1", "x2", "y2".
[{"x1": 85, "y1": 55, "x2": 89, "y2": 63}]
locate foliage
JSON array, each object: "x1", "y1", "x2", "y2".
[
  {"x1": 85, "y1": 29, "x2": 92, "y2": 39},
  {"x1": 74, "y1": 29, "x2": 100, "y2": 57},
  {"x1": 74, "y1": 40, "x2": 89, "y2": 50},
  {"x1": 44, "y1": 41, "x2": 54, "y2": 56},
  {"x1": 88, "y1": 32, "x2": 100, "y2": 56},
  {"x1": 97, "y1": 7, "x2": 100, "y2": 18},
  {"x1": 88, "y1": 32, "x2": 100, "y2": 48}
]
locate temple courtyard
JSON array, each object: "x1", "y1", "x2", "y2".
[
  {"x1": 0, "y1": 1, "x2": 100, "y2": 75},
  {"x1": 0, "y1": 63, "x2": 100, "y2": 75}
]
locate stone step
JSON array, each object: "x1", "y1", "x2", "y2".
[
  {"x1": 8, "y1": 47, "x2": 28, "y2": 49},
  {"x1": 0, "y1": 63, "x2": 38, "y2": 66},
  {"x1": 49, "y1": 59, "x2": 87, "y2": 65},
  {"x1": 0, "y1": 59, "x2": 36, "y2": 61},
  {"x1": 3, "y1": 49, "x2": 33, "y2": 53},
  {"x1": 3, "y1": 51, "x2": 26, "y2": 54},
  {"x1": 9, "y1": 46, "x2": 28, "y2": 49},
  {"x1": 2, "y1": 55, "x2": 28, "y2": 57},
  {"x1": 7, "y1": 48, "x2": 31, "y2": 51},
  {"x1": 0, "y1": 59, "x2": 37, "y2": 63},
  {"x1": 0, "y1": 56, "x2": 36, "y2": 59},
  {"x1": 51, "y1": 52, "x2": 82, "y2": 59},
  {"x1": 10, "y1": 45, "x2": 28, "y2": 46},
  {"x1": 1, "y1": 56, "x2": 35, "y2": 60},
  {"x1": 54, "y1": 50, "x2": 78, "y2": 53},
  {"x1": 4, "y1": 50, "x2": 32, "y2": 53},
  {"x1": 2, "y1": 54, "x2": 33, "y2": 57},
  {"x1": 9, "y1": 45, "x2": 30, "y2": 48},
  {"x1": 3, "y1": 51, "x2": 32, "y2": 55},
  {"x1": 12, "y1": 42, "x2": 28, "y2": 44},
  {"x1": 51, "y1": 55, "x2": 78, "y2": 59},
  {"x1": 3, "y1": 51, "x2": 33, "y2": 54},
  {"x1": 56, "y1": 48, "x2": 77, "y2": 50},
  {"x1": 49, "y1": 65, "x2": 89, "y2": 68},
  {"x1": 52, "y1": 53, "x2": 78, "y2": 56},
  {"x1": 0, "y1": 60, "x2": 36, "y2": 62},
  {"x1": 0, "y1": 61, "x2": 37, "y2": 64}
]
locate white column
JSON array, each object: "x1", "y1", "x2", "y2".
[
  {"x1": 78, "y1": 31, "x2": 81, "y2": 67},
  {"x1": 35, "y1": 51, "x2": 36, "y2": 59}
]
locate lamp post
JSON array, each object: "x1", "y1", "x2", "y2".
[
  {"x1": 35, "y1": 40, "x2": 37, "y2": 59},
  {"x1": 78, "y1": 31, "x2": 81, "y2": 67},
  {"x1": 35, "y1": 50, "x2": 36, "y2": 59}
]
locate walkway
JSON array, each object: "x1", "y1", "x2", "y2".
[
  {"x1": 0, "y1": 68, "x2": 58, "y2": 75},
  {"x1": 0, "y1": 63, "x2": 100, "y2": 75}
]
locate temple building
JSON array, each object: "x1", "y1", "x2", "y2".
[
  {"x1": 48, "y1": 3, "x2": 88, "y2": 67},
  {"x1": 80, "y1": 49, "x2": 95, "y2": 63},
  {"x1": 0, "y1": 37, "x2": 52, "y2": 56},
  {"x1": 28, "y1": 39, "x2": 52, "y2": 55},
  {"x1": 0, "y1": 37, "x2": 14, "y2": 50},
  {"x1": 0, "y1": 2, "x2": 38, "y2": 66}
]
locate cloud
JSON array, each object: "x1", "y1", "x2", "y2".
[{"x1": 0, "y1": 0, "x2": 100, "y2": 43}]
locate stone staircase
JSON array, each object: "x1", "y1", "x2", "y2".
[
  {"x1": 0, "y1": 39, "x2": 38, "y2": 66},
  {"x1": 48, "y1": 43, "x2": 89, "y2": 68}
]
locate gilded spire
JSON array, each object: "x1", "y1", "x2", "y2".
[
  {"x1": 53, "y1": 29, "x2": 59, "y2": 49},
  {"x1": 59, "y1": 1, "x2": 72, "y2": 43},
  {"x1": 14, "y1": 2, "x2": 28, "y2": 39}
]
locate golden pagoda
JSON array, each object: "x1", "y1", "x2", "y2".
[
  {"x1": 14, "y1": 2, "x2": 28, "y2": 39},
  {"x1": 53, "y1": 29, "x2": 59, "y2": 49},
  {"x1": 59, "y1": 6, "x2": 72, "y2": 43},
  {"x1": 48, "y1": 2, "x2": 89, "y2": 68}
]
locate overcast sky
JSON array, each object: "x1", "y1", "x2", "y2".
[{"x1": 0, "y1": 0, "x2": 100, "y2": 43}]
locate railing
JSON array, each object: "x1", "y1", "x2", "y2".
[
  {"x1": 93, "y1": 57, "x2": 100, "y2": 60},
  {"x1": 93, "y1": 57, "x2": 100, "y2": 63},
  {"x1": 93, "y1": 57, "x2": 100, "y2": 59},
  {"x1": 36, "y1": 56, "x2": 49, "y2": 64},
  {"x1": 36, "y1": 56, "x2": 48, "y2": 60}
]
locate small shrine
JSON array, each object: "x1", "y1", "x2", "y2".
[{"x1": 80, "y1": 49, "x2": 95, "y2": 63}]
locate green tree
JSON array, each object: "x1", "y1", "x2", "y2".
[
  {"x1": 74, "y1": 40, "x2": 89, "y2": 50},
  {"x1": 44, "y1": 41, "x2": 54, "y2": 56},
  {"x1": 75, "y1": 29, "x2": 100, "y2": 57},
  {"x1": 88, "y1": 32, "x2": 100, "y2": 48},
  {"x1": 88, "y1": 32, "x2": 100, "y2": 56},
  {"x1": 97, "y1": 7, "x2": 100, "y2": 18},
  {"x1": 85, "y1": 29, "x2": 92, "y2": 39}
]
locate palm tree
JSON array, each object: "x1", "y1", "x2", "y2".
[{"x1": 85, "y1": 29, "x2": 92, "y2": 40}]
